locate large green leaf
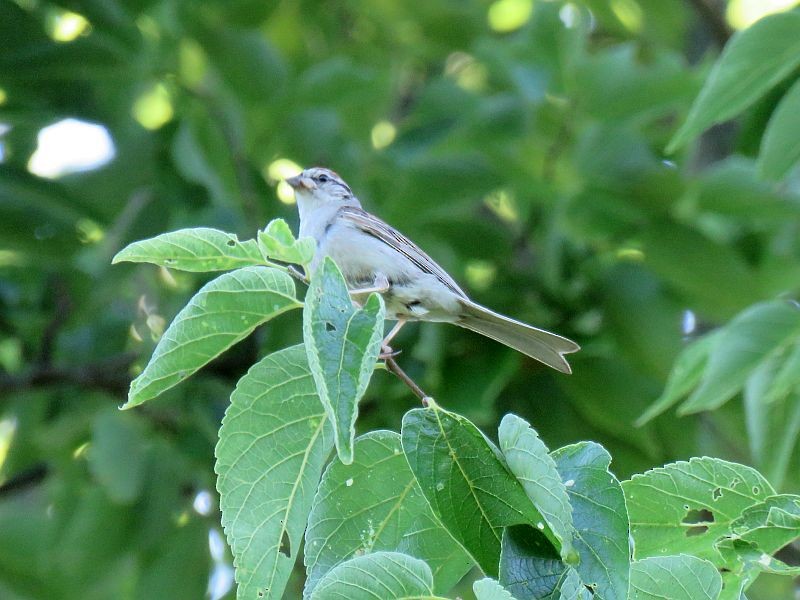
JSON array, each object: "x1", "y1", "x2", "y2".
[
  {"x1": 303, "y1": 257, "x2": 385, "y2": 464},
  {"x1": 552, "y1": 442, "x2": 631, "y2": 600},
  {"x1": 758, "y1": 77, "x2": 800, "y2": 180},
  {"x1": 667, "y1": 12, "x2": 800, "y2": 152},
  {"x1": 722, "y1": 494, "x2": 800, "y2": 555},
  {"x1": 623, "y1": 457, "x2": 774, "y2": 562},
  {"x1": 636, "y1": 331, "x2": 720, "y2": 425},
  {"x1": 308, "y1": 552, "x2": 448, "y2": 600},
  {"x1": 679, "y1": 301, "x2": 800, "y2": 414},
  {"x1": 498, "y1": 414, "x2": 576, "y2": 562},
  {"x1": 123, "y1": 266, "x2": 300, "y2": 408},
  {"x1": 112, "y1": 228, "x2": 266, "y2": 272},
  {"x1": 215, "y1": 345, "x2": 334, "y2": 600},
  {"x1": 401, "y1": 406, "x2": 549, "y2": 578},
  {"x1": 629, "y1": 555, "x2": 722, "y2": 600},
  {"x1": 763, "y1": 342, "x2": 800, "y2": 404},
  {"x1": 303, "y1": 430, "x2": 471, "y2": 597}
]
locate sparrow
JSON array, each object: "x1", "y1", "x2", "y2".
[{"x1": 285, "y1": 167, "x2": 579, "y2": 373}]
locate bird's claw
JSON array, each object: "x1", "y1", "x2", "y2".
[{"x1": 379, "y1": 345, "x2": 402, "y2": 360}]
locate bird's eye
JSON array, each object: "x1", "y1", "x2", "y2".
[{"x1": 317, "y1": 174, "x2": 329, "y2": 183}]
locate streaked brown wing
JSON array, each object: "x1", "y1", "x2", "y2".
[{"x1": 338, "y1": 206, "x2": 467, "y2": 298}]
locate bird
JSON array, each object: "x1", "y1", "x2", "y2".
[{"x1": 285, "y1": 167, "x2": 580, "y2": 373}]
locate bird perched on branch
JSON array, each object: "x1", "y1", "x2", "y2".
[{"x1": 285, "y1": 167, "x2": 579, "y2": 373}]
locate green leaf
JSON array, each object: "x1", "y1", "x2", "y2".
[
  {"x1": 258, "y1": 219, "x2": 315, "y2": 267},
  {"x1": 758, "y1": 77, "x2": 800, "y2": 180},
  {"x1": 499, "y1": 524, "x2": 565, "y2": 599},
  {"x1": 474, "y1": 577, "x2": 518, "y2": 600},
  {"x1": 124, "y1": 266, "x2": 300, "y2": 408},
  {"x1": 308, "y1": 552, "x2": 448, "y2": 600},
  {"x1": 401, "y1": 406, "x2": 549, "y2": 578},
  {"x1": 725, "y1": 494, "x2": 800, "y2": 555},
  {"x1": 763, "y1": 342, "x2": 800, "y2": 404},
  {"x1": 679, "y1": 301, "x2": 800, "y2": 414},
  {"x1": 623, "y1": 457, "x2": 774, "y2": 563},
  {"x1": 303, "y1": 430, "x2": 472, "y2": 597},
  {"x1": 559, "y1": 568, "x2": 591, "y2": 600},
  {"x1": 552, "y1": 442, "x2": 631, "y2": 600},
  {"x1": 215, "y1": 345, "x2": 334, "y2": 600},
  {"x1": 112, "y1": 228, "x2": 266, "y2": 272},
  {"x1": 715, "y1": 538, "x2": 800, "y2": 598},
  {"x1": 303, "y1": 257, "x2": 385, "y2": 464},
  {"x1": 88, "y1": 409, "x2": 148, "y2": 504},
  {"x1": 636, "y1": 332, "x2": 720, "y2": 425},
  {"x1": 667, "y1": 12, "x2": 800, "y2": 152},
  {"x1": 629, "y1": 555, "x2": 722, "y2": 600},
  {"x1": 498, "y1": 414, "x2": 577, "y2": 562}
]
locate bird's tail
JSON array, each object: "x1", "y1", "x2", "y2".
[{"x1": 456, "y1": 300, "x2": 580, "y2": 373}]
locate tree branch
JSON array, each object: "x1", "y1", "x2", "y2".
[{"x1": 384, "y1": 356, "x2": 432, "y2": 406}]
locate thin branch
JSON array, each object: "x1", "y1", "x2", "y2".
[{"x1": 383, "y1": 356, "x2": 432, "y2": 406}]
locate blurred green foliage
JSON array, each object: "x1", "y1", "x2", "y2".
[{"x1": 1, "y1": 0, "x2": 799, "y2": 598}]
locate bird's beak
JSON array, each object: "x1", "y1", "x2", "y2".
[{"x1": 285, "y1": 175, "x2": 316, "y2": 190}]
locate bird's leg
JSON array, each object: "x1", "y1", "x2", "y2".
[
  {"x1": 349, "y1": 273, "x2": 390, "y2": 296},
  {"x1": 378, "y1": 318, "x2": 406, "y2": 359}
]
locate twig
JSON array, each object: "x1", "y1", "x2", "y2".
[{"x1": 383, "y1": 355, "x2": 432, "y2": 406}]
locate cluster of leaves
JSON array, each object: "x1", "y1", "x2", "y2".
[
  {"x1": 113, "y1": 224, "x2": 800, "y2": 599},
  {"x1": 3, "y1": 1, "x2": 800, "y2": 598}
]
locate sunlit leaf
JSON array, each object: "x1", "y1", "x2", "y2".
[
  {"x1": 124, "y1": 266, "x2": 300, "y2": 408},
  {"x1": 473, "y1": 577, "x2": 518, "y2": 600},
  {"x1": 112, "y1": 227, "x2": 266, "y2": 272},
  {"x1": 258, "y1": 218, "x2": 315, "y2": 267},
  {"x1": 215, "y1": 345, "x2": 333, "y2": 600},
  {"x1": 303, "y1": 257, "x2": 385, "y2": 464}
]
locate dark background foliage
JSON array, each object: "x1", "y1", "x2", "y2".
[{"x1": 0, "y1": 0, "x2": 798, "y2": 598}]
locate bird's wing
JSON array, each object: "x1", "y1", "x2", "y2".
[{"x1": 338, "y1": 205, "x2": 467, "y2": 298}]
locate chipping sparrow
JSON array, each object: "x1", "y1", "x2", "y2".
[{"x1": 285, "y1": 167, "x2": 579, "y2": 373}]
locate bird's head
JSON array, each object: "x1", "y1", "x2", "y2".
[{"x1": 285, "y1": 167, "x2": 356, "y2": 207}]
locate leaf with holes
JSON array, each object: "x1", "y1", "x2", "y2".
[
  {"x1": 758, "y1": 77, "x2": 800, "y2": 180},
  {"x1": 308, "y1": 552, "x2": 448, "y2": 600},
  {"x1": 499, "y1": 414, "x2": 577, "y2": 563},
  {"x1": 303, "y1": 257, "x2": 385, "y2": 464},
  {"x1": 112, "y1": 227, "x2": 267, "y2": 272},
  {"x1": 473, "y1": 577, "x2": 518, "y2": 600},
  {"x1": 679, "y1": 301, "x2": 800, "y2": 414},
  {"x1": 258, "y1": 218, "x2": 315, "y2": 267},
  {"x1": 623, "y1": 457, "x2": 774, "y2": 563},
  {"x1": 402, "y1": 406, "x2": 551, "y2": 578},
  {"x1": 629, "y1": 555, "x2": 722, "y2": 600},
  {"x1": 721, "y1": 494, "x2": 800, "y2": 557},
  {"x1": 667, "y1": 12, "x2": 800, "y2": 152},
  {"x1": 303, "y1": 430, "x2": 472, "y2": 597},
  {"x1": 123, "y1": 266, "x2": 301, "y2": 408},
  {"x1": 552, "y1": 442, "x2": 631, "y2": 600},
  {"x1": 215, "y1": 345, "x2": 334, "y2": 600}
]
